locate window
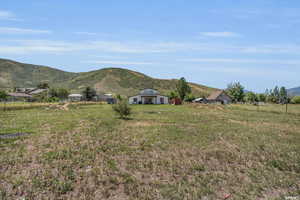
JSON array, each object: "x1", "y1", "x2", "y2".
[
  {"x1": 160, "y1": 97, "x2": 164, "y2": 104},
  {"x1": 133, "y1": 98, "x2": 138, "y2": 103}
]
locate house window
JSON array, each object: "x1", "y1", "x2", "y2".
[
  {"x1": 133, "y1": 98, "x2": 138, "y2": 103},
  {"x1": 160, "y1": 97, "x2": 164, "y2": 104}
]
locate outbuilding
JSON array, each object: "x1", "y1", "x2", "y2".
[
  {"x1": 68, "y1": 94, "x2": 83, "y2": 102},
  {"x1": 207, "y1": 90, "x2": 232, "y2": 104}
]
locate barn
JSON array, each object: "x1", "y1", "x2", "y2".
[{"x1": 207, "y1": 90, "x2": 232, "y2": 104}]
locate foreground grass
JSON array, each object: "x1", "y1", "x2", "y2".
[{"x1": 0, "y1": 104, "x2": 299, "y2": 199}]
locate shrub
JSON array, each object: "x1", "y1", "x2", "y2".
[
  {"x1": 184, "y1": 93, "x2": 195, "y2": 102},
  {"x1": 112, "y1": 97, "x2": 132, "y2": 119},
  {"x1": 0, "y1": 90, "x2": 8, "y2": 102},
  {"x1": 291, "y1": 96, "x2": 300, "y2": 104},
  {"x1": 244, "y1": 92, "x2": 258, "y2": 104}
]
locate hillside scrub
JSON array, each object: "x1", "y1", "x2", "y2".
[
  {"x1": 291, "y1": 96, "x2": 300, "y2": 104},
  {"x1": 0, "y1": 59, "x2": 217, "y2": 97}
]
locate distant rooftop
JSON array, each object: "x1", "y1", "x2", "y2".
[
  {"x1": 69, "y1": 94, "x2": 82, "y2": 97},
  {"x1": 139, "y1": 89, "x2": 159, "y2": 96},
  {"x1": 8, "y1": 93, "x2": 32, "y2": 98}
]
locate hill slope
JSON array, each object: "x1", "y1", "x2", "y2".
[
  {"x1": 0, "y1": 58, "x2": 77, "y2": 89},
  {"x1": 0, "y1": 58, "x2": 217, "y2": 97},
  {"x1": 288, "y1": 87, "x2": 300, "y2": 96}
]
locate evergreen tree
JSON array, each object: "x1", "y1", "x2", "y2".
[
  {"x1": 82, "y1": 87, "x2": 96, "y2": 101},
  {"x1": 279, "y1": 86, "x2": 288, "y2": 104}
]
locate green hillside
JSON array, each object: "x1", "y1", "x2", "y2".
[
  {"x1": 0, "y1": 58, "x2": 217, "y2": 97},
  {"x1": 0, "y1": 58, "x2": 77, "y2": 89}
]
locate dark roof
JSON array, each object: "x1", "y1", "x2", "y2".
[
  {"x1": 207, "y1": 90, "x2": 228, "y2": 100},
  {"x1": 28, "y1": 89, "x2": 47, "y2": 95},
  {"x1": 8, "y1": 93, "x2": 32, "y2": 98},
  {"x1": 139, "y1": 89, "x2": 159, "y2": 96}
]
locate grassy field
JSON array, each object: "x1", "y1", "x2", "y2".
[{"x1": 0, "y1": 103, "x2": 299, "y2": 199}]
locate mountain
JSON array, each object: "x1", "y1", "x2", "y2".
[
  {"x1": 287, "y1": 87, "x2": 300, "y2": 96},
  {"x1": 0, "y1": 58, "x2": 217, "y2": 97}
]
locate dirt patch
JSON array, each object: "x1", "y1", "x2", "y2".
[
  {"x1": 46, "y1": 103, "x2": 70, "y2": 111},
  {"x1": 125, "y1": 121, "x2": 174, "y2": 128}
]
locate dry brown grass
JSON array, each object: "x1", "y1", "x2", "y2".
[{"x1": 0, "y1": 104, "x2": 299, "y2": 199}]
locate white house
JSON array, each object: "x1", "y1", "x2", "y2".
[{"x1": 129, "y1": 89, "x2": 169, "y2": 104}]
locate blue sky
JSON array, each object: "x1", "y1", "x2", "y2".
[{"x1": 1, "y1": 0, "x2": 300, "y2": 92}]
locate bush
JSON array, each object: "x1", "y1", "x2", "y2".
[
  {"x1": 184, "y1": 93, "x2": 195, "y2": 102},
  {"x1": 0, "y1": 90, "x2": 8, "y2": 102},
  {"x1": 112, "y1": 97, "x2": 132, "y2": 119},
  {"x1": 291, "y1": 96, "x2": 300, "y2": 104},
  {"x1": 47, "y1": 97, "x2": 60, "y2": 102},
  {"x1": 244, "y1": 92, "x2": 258, "y2": 104}
]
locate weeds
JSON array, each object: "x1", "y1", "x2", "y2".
[{"x1": 0, "y1": 104, "x2": 299, "y2": 199}]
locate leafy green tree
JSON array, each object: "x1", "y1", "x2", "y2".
[
  {"x1": 244, "y1": 92, "x2": 258, "y2": 104},
  {"x1": 82, "y1": 87, "x2": 96, "y2": 101},
  {"x1": 226, "y1": 82, "x2": 245, "y2": 103},
  {"x1": 168, "y1": 91, "x2": 179, "y2": 99},
  {"x1": 57, "y1": 88, "x2": 70, "y2": 100},
  {"x1": 266, "y1": 89, "x2": 276, "y2": 103},
  {"x1": 112, "y1": 95, "x2": 131, "y2": 119},
  {"x1": 291, "y1": 96, "x2": 300, "y2": 104},
  {"x1": 176, "y1": 77, "x2": 191, "y2": 101},
  {"x1": 0, "y1": 90, "x2": 8, "y2": 102},
  {"x1": 273, "y1": 86, "x2": 280, "y2": 103},
  {"x1": 37, "y1": 82, "x2": 50, "y2": 89},
  {"x1": 279, "y1": 86, "x2": 288, "y2": 104},
  {"x1": 184, "y1": 93, "x2": 195, "y2": 102},
  {"x1": 49, "y1": 88, "x2": 58, "y2": 98},
  {"x1": 49, "y1": 88, "x2": 69, "y2": 100},
  {"x1": 257, "y1": 93, "x2": 266, "y2": 102}
]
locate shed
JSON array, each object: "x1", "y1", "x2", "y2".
[
  {"x1": 68, "y1": 94, "x2": 82, "y2": 102},
  {"x1": 207, "y1": 90, "x2": 232, "y2": 104}
]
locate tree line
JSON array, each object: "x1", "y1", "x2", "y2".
[{"x1": 226, "y1": 82, "x2": 300, "y2": 104}]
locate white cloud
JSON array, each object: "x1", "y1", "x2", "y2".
[
  {"x1": 0, "y1": 27, "x2": 51, "y2": 34},
  {"x1": 179, "y1": 58, "x2": 300, "y2": 65},
  {"x1": 200, "y1": 32, "x2": 241, "y2": 38},
  {"x1": 1, "y1": 39, "x2": 300, "y2": 56},
  {"x1": 83, "y1": 60, "x2": 154, "y2": 65},
  {"x1": 0, "y1": 10, "x2": 16, "y2": 20},
  {"x1": 74, "y1": 31, "x2": 97, "y2": 36}
]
